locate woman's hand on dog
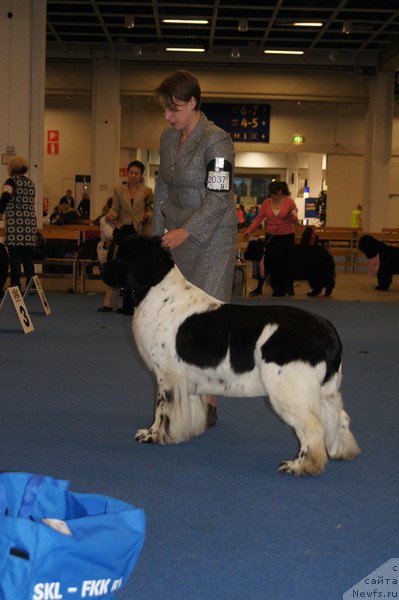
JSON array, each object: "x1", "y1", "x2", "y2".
[{"x1": 162, "y1": 228, "x2": 190, "y2": 250}]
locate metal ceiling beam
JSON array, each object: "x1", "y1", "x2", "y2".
[{"x1": 89, "y1": 0, "x2": 115, "y2": 53}]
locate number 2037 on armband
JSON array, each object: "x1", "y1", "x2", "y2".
[{"x1": 207, "y1": 171, "x2": 230, "y2": 191}]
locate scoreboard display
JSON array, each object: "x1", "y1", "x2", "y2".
[{"x1": 202, "y1": 103, "x2": 270, "y2": 142}]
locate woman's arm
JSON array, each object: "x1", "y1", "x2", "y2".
[
  {"x1": 0, "y1": 178, "x2": 15, "y2": 215},
  {"x1": 175, "y1": 129, "x2": 235, "y2": 247},
  {"x1": 245, "y1": 200, "x2": 268, "y2": 235}
]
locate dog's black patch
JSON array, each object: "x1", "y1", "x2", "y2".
[{"x1": 176, "y1": 304, "x2": 341, "y2": 382}]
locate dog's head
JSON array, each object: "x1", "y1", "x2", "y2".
[
  {"x1": 101, "y1": 235, "x2": 174, "y2": 294},
  {"x1": 358, "y1": 234, "x2": 382, "y2": 259}
]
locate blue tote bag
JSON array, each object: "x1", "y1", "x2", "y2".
[{"x1": 0, "y1": 473, "x2": 145, "y2": 600}]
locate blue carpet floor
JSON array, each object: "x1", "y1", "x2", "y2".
[{"x1": 0, "y1": 291, "x2": 398, "y2": 599}]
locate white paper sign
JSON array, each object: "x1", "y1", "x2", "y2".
[
  {"x1": 8, "y1": 286, "x2": 34, "y2": 334},
  {"x1": 25, "y1": 275, "x2": 51, "y2": 315}
]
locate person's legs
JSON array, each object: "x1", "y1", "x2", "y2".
[
  {"x1": 8, "y1": 246, "x2": 22, "y2": 288},
  {"x1": 0, "y1": 244, "x2": 9, "y2": 292},
  {"x1": 21, "y1": 246, "x2": 35, "y2": 286},
  {"x1": 249, "y1": 274, "x2": 265, "y2": 296},
  {"x1": 98, "y1": 285, "x2": 119, "y2": 311}
]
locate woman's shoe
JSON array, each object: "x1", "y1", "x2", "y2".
[
  {"x1": 249, "y1": 289, "x2": 262, "y2": 297},
  {"x1": 97, "y1": 305, "x2": 113, "y2": 312}
]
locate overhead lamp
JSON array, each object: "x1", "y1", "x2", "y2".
[
  {"x1": 162, "y1": 18, "x2": 209, "y2": 25},
  {"x1": 264, "y1": 49, "x2": 304, "y2": 55},
  {"x1": 238, "y1": 18, "x2": 248, "y2": 32},
  {"x1": 231, "y1": 48, "x2": 240, "y2": 59},
  {"x1": 342, "y1": 21, "x2": 353, "y2": 34},
  {"x1": 166, "y1": 47, "x2": 205, "y2": 53},
  {"x1": 124, "y1": 16, "x2": 135, "y2": 29},
  {"x1": 293, "y1": 22, "x2": 323, "y2": 27}
]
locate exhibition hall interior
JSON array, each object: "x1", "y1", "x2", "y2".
[{"x1": 0, "y1": 2, "x2": 399, "y2": 599}]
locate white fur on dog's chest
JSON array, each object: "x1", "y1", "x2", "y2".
[{"x1": 133, "y1": 268, "x2": 218, "y2": 370}]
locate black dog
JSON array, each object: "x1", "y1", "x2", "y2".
[
  {"x1": 102, "y1": 234, "x2": 360, "y2": 476},
  {"x1": 358, "y1": 234, "x2": 399, "y2": 290},
  {"x1": 244, "y1": 239, "x2": 335, "y2": 297}
]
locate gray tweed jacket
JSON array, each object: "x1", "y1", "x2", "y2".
[{"x1": 152, "y1": 113, "x2": 238, "y2": 301}]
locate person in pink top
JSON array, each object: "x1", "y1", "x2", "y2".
[{"x1": 243, "y1": 181, "x2": 298, "y2": 296}]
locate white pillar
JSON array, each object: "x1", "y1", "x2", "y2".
[
  {"x1": 308, "y1": 154, "x2": 324, "y2": 199},
  {"x1": 91, "y1": 60, "x2": 121, "y2": 218},
  {"x1": 0, "y1": 0, "x2": 46, "y2": 227},
  {"x1": 362, "y1": 71, "x2": 394, "y2": 231},
  {"x1": 286, "y1": 154, "x2": 299, "y2": 198}
]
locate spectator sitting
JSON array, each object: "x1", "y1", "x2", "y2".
[
  {"x1": 49, "y1": 206, "x2": 60, "y2": 224},
  {"x1": 245, "y1": 206, "x2": 257, "y2": 226},
  {"x1": 59, "y1": 189, "x2": 75, "y2": 208},
  {"x1": 56, "y1": 203, "x2": 81, "y2": 225},
  {"x1": 77, "y1": 192, "x2": 91, "y2": 219}
]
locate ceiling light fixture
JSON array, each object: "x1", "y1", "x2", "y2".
[
  {"x1": 165, "y1": 47, "x2": 205, "y2": 52},
  {"x1": 342, "y1": 21, "x2": 353, "y2": 34},
  {"x1": 293, "y1": 22, "x2": 323, "y2": 27},
  {"x1": 124, "y1": 16, "x2": 135, "y2": 29},
  {"x1": 238, "y1": 18, "x2": 248, "y2": 32},
  {"x1": 264, "y1": 50, "x2": 304, "y2": 55},
  {"x1": 162, "y1": 19, "x2": 209, "y2": 25},
  {"x1": 231, "y1": 48, "x2": 240, "y2": 59}
]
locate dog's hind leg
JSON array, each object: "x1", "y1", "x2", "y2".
[
  {"x1": 319, "y1": 371, "x2": 360, "y2": 461},
  {"x1": 135, "y1": 374, "x2": 207, "y2": 445},
  {"x1": 264, "y1": 363, "x2": 328, "y2": 475}
]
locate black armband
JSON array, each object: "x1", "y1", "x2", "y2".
[{"x1": 205, "y1": 158, "x2": 232, "y2": 192}]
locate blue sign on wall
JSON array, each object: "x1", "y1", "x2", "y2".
[
  {"x1": 202, "y1": 103, "x2": 270, "y2": 142},
  {"x1": 305, "y1": 197, "x2": 319, "y2": 218}
]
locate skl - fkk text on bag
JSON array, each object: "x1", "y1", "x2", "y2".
[{"x1": 0, "y1": 473, "x2": 145, "y2": 600}]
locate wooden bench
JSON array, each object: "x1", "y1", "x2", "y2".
[
  {"x1": 33, "y1": 257, "x2": 78, "y2": 290},
  {"x1": 316, "y1": 228, "x2": 361, "y2": 272},
  {"x1": 77, "y1": 259, "x2": 101, "y2": 293}
]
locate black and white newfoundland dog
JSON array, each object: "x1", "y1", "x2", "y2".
[
  {"x1": 244, "y1": 238, "x2": 335, "y2": 297},
  {"x1": 358, "y1": 234, "x2": 399, "y2": 290},
  {"x1": 102, "y1": 235, "x2": 360, "y2": 476}
]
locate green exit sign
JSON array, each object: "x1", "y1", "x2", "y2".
[{"x1": 292, "y1": 135, "x2": 305, "y2": 144}]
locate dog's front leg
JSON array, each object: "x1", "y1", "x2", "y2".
[
  {"x1": 135, "y1": 375, "x2": 207, "y2": 445},
  {"x1": 135, "y1": 385, "x2": 172, "y2": 444}
]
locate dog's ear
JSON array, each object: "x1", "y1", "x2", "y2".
[
  {"x1": 100, "y1": 258, "x2": 128, "y2": 288},
  {"x1": 118, "y1": 235, "x2": 174, "y2": 289}
]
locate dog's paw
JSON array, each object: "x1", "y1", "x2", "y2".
[
  {"x1": 279, "y1": 460, "x2": 302, "y2": 475},
  {"x1": 279, "y1": 457, "x2": 325, "y2": 476},
  {"x1": 135, "y1": 428, "x2": 159, "y2": 443}
]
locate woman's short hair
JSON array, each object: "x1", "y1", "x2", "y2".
[
  {"x1": 7, "y1": 155, "x2": 29, "y2": 176},
  {"x1": 268, "y1": 181, "x2": 290, "y2": 196},
  {"x1": 127, "y1": 160, "x2": 145, "y2": 174},
  {"x1": 154, "y1": 70, "x2": 201, "y2": 111}
]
